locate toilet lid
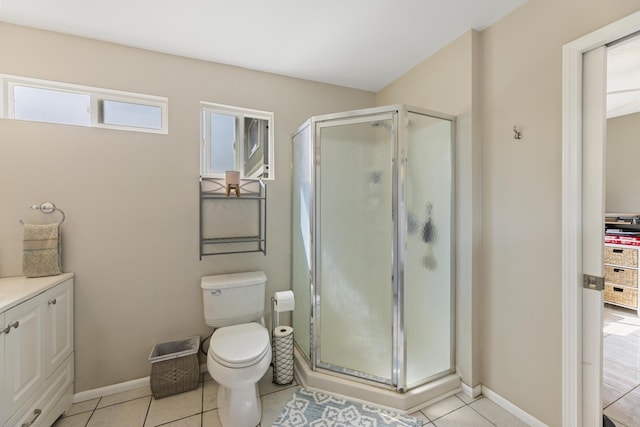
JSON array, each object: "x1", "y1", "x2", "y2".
[{"x1": 210, "y1": 323, "x2": 270, "y2": 368}]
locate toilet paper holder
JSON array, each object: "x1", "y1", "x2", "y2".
[
  {"x1": 270, "y1": 296, "x2": 278, "y2": 335},
  {"x1": 270, "y1": 290, "x2": 295, "y2": 333},
  {"x1": 270, "y1": 291, "x2": 295, "y2": 385}
]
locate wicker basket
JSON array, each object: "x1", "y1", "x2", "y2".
[
  {"x1": 604, "y1": 246, "x2": 638, "y2": 268},
  {"x1": 149, "y1": 336, "x2": 200, "y2": 399},
  {"x1": 604, "y1": 265, "x2": 638, "y2": 288},
  {"x1": 605, "y1": 284, "x2": 638, "y2": 308}
]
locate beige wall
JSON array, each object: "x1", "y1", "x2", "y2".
[
  {"x1": 0, "y1": 22, "x2": 375, "y2": 392},
  {"x1": 606, "y1": 112, "x2": 640, "y2": 212},
  {"x1": 379, "y1": 1, "x2": 640, "y2": 425},
  {"x1": 480, "y1": 2, "x2": 639, "y2": 424}
]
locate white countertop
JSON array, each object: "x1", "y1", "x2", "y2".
[{"x1": 0, "y1": 272, "x2": 74, "y2": 313}]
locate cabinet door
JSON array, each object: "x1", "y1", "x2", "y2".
[
  {"x1": 0, "y1": 311, "x2": 6, "y2": 427},
  {"x1": 46, "y1": 279, "x2": 74, "y2": 376},
  {"x1": 4, "y1": 293, "x2": 46, "y2": 417}
]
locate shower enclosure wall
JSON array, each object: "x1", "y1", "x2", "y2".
[{"x1": 291, "y1": 105, "x2": 456, "y2": 401}]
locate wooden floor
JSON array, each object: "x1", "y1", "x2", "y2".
[{"x1": 603, "y1": 304, "x2": 640, "y2": 427}]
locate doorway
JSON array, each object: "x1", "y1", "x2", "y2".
[
  {"x1": 562, "y1": 10, "x2": 640, "y2": 427},
  {"x1": 601, "y1": 34, "x2": 640, "y2": 425}
]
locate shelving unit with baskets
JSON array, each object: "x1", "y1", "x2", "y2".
[
  {"x1": 199, "y1": 177, "x2": 267, "y2": 258},
  {"x1": 604, "y1": 213, "x2": 640, "y2": 313}
]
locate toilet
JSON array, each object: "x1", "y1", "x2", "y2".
[{"x1": 201, "y1": 271, "x2": 271, "y2": 427}]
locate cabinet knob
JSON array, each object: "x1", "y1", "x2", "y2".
[
  {"x1": 48, "y1": 298, "x2": 57, "y2": 305},
  {"x1": 2, "y1": 321, "x2": 20, "y2": 334}
]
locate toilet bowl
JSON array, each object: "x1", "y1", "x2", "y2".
[
  {"x1": 207, "y1": 323, "x2": 271, "y2": 427},
  {"x1": 200, "y1": 272, "x2": 271, "y2": 427}
]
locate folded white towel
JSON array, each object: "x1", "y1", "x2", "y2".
[{"x1": 23, "y1": 223, "x2": 62, "y2": 277}]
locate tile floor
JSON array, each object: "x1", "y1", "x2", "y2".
[
  {"x1": 53, "y1": 366, "x2": 529, "y2": 427},
  {"x1": 52, "y1": 306, "x2": 640, "y2": 426},
  {"x1": 603, "y1": 304, "x2": 640, "y2": 427}
]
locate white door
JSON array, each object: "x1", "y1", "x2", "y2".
[
  {"x1": 582, "y1": 45, "x2": 607, "y2": 427},
  {"x1": 562, "y1": 11, "x2": 640, "y2": 426}
]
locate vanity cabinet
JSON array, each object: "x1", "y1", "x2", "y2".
[
  {"x1": 45, "y1": 281, "x2": 73, "y2": 377},
  {"x1": 4, "y1": 291, "x2": 46, "y2": 418},
  {"x1": 0, "y1": 312, "x2": 5, "y2": 426},
  {"x1": 0, "y1": 273, "x2": 74, "y2": 427}
]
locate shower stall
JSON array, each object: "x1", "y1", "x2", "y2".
[{"x1": 291, "y1": 105, "x2": 457, "y2": 407}]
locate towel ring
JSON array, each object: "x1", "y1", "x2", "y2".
[{"x1": 20, "y1": 201, "x2": 66, "y2": 225}]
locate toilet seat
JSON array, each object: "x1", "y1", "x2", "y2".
[{"x1": 210, "y1": 323, "x2": 270, "y2": 368}]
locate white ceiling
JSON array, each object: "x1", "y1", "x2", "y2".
[
  {"x1": 0, "y1": 0, "x2": 527, "y2": 92},
  {"x1": 608, "y1": 34, "x2": 640, "y2": 119}
]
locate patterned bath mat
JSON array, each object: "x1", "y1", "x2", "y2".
[{"x1": 272, "y1": 388, "x2": 422, "y2": 427}]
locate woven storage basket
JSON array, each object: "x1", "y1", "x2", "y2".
[
  {"x1": 604, "y1": 265, "x2": 638, "y2": 288},
  {"x1": 149, "y1": 336, "x2": 200, "y2": 399},
  {"x1": 604, "y1": 246, "x2": 638, "y2": 268},
  {"x1": 605, "y1": 284, "x2": 638, "y2": 308}
]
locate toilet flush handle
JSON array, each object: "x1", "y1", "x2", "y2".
[{"x1": 211, "y1": 289, "x2": 221, "y2": 296}]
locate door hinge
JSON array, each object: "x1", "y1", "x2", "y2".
[{"x1": 583, "y1": 274, "x2": 604, "y2": 291}]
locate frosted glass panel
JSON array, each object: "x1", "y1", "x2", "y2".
[
  {"x1": 318, "y1": 117, "x2": 393, "y2": 381},
  {"x1": 292, "y1": 125, "x2": 312, "y2": 359},
  {"x1": 13, "y1": 85, "x2": 90, "y2": 126},
  {"x1": 102, "y1": 100, "x2": 162, "y2": 130},
  {"x1": 404, "y1": 112, "x2": 453, "y2": 386}
]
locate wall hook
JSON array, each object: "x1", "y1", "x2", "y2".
[{"x1": 513, "y1": 126, "x2": 523, "y2": 140}]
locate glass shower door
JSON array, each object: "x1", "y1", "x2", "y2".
[
  {"x1": 403, "y1": 111, "x2": 454, "y2": 388},
  {"x1": 291, "y1": 123, "x2": 312, "y2": 360},
  {"x1": 316, "y1": 113, "x2": 395, "y2": 384}
]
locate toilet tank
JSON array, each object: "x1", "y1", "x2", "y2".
[{"x1": 201, "y1": 271, "x2": 266, "y2": 328}]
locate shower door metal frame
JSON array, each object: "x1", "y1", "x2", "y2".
[
  {"x1": 303, "y1": 104, "x2": 456, "y2": 393},
  {"x1": 312, "y1": 108, "x2": 399, "y2": 387},
  {"x1": 291, "y1": 119, "x2": 315, "y2": 365}
]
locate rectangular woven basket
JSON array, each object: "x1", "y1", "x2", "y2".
[
  {"x1": 604, "y1": 246, "x2": 638, "y2": 267},
  {"x1": 605, "y1": 284, "x2": 638, "y2": 308},
  {"x1": 148, "y1": 336, "x2": 200, "y2": 399},
  {"x1": 604, "y1": 265, "x2": 638, "y2": 288},
  {"x1": 150, "y1": 353, "x2": 199, "y2": 399}
]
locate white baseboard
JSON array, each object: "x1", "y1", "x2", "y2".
[
  {"x1": 461, "y1": 381, "x2": 482, "y2": 399},
  {"x1": 481, "y1": 385, "x2": 548, "y2": 427},
  {"x1": 73, "y1": 364, "x2": 210, "y2": 403},
  {"x1": 73, "y1": 377, "x2": 150, "y2": 403}
]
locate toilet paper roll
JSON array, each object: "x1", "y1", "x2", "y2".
[
  {"x1": 273, "y1": 325, "x2": 293, "y2": 339},
  {"x1": 274, "y1": 290, "x2": 295, "y2": 312},
  {"x1": 272, "y1": 326, "x2": 294, "y2": 385}
]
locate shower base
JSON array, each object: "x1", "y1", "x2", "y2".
[{"x1": 293, "y1": 347, "x2": 461, "y2": 414}]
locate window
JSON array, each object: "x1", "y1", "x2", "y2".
[
  {"x1": 100, "y1": 99, "x2": 163, "y2": 130},
  {"x1": 13, "y1": 85, "x2": 91, "y2": 126},
  {"x1": 1, "y1": 75, "x2": 168, "y2": 134},
  {"x1": 201, "y1": 102, "x2": 274, "y2": 180}
]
